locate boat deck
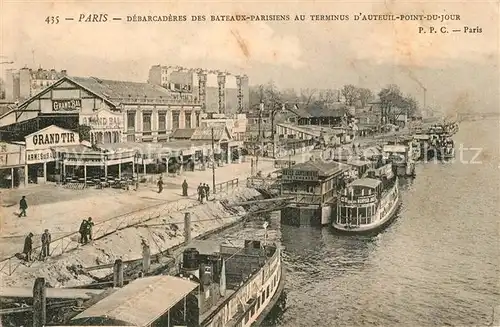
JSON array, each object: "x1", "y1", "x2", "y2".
[{"x1": 200, "y1": 289, "x2": 236, "y2": 322}]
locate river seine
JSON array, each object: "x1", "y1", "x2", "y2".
[{"x1": 261, "y1": 119, "x2": 499, "y2": 327}]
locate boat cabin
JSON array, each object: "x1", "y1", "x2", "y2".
[
  {"x1": 336, "y1": 178, "x2": 382, "y2": 225},
  {"x1": 280, "y1": 159, "x2": 349, "y2": 205},
  {"x1": 346, "y1": 159, "x2": 373, "y2": 179},
  {"x1": 382, "y1": 144, "x2": 408, "y2": 163}
]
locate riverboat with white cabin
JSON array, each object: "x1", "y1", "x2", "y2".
[{"x1": 332, "y1": 163, "x2": 400, "y2": 234}]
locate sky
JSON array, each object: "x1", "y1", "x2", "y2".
[{"x1": 1, "y1": 0, "x2": 498, "y2": 115}]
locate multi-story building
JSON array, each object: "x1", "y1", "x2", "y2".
[
  {"x1": 0, "y1": 75, "x2": 202, "y2": 144},
  {"x1": 5, "y1": 67, "x2": 67, "y2": 101},
  {"x1": 148, "y1": 65, "x2": 249, "y2": 114}
]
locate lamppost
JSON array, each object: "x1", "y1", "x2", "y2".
[{"x1": 269, "y1": 103, "x2": 287, "y2": 158}]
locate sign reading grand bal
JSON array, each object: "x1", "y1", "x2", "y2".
[
  {"x1": 53, "y1": 99, "x2": 82, "y2": 111},
  {"x1": 79, "y1": 108, "x2": 124, "y2": 129}
]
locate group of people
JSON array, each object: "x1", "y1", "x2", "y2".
[
  {"x1": 79, "y1": 217, "x2": 94, "y2": 245},
  {"x1": 22, "y1": 229, "x2": 51, "y2": 262},
  {"x1": 197, "y1": 183, "x2": 211, "y2": 203}
]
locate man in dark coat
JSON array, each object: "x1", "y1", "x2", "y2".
[
  {"x1": 23, "y1": 233, "x2": 33, "y2": 262},
  {"x1": 86, "y1": 217, "x2": 94, "y2": 241},
  {"x1": 19, "y1": 196, "x2": 28, "y2": 217},
  {"x1": 204, "y1": 183, "x2": 210, "y2": 200},
  {"x1": 79, "y1": 219, "x2": 88, "y2": 244},
  {"x1": 157, "y1": 176, "x2": 164, "y2": 193},
  {"x1": 182, "y1": 179, "x2": 188, "y2": 196},
  {"x1": 197, "y1": 183, "x2": 203, "y2": 202},
  {"x1": 41, "y1": 229, "x2": 51, "y2": 259}
]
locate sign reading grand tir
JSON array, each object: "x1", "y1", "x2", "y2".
[
  {"x1": 53, "y1": 99, "x2": 82, "y2": 111},
  {"x1": 25, "y1": 125, "x2": 80, "y2": 151}
]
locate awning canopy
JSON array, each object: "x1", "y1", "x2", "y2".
[{"x1": 72, "y1": 276, "x2": 198, "y2": 326}]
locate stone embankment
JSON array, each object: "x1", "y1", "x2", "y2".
[{"x1": 1, "y1": 187, "x2": 262, "y2": 288}]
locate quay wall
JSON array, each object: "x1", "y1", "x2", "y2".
[{"x1": 0, "y1": 187, "x2": 261, "y2": 288}]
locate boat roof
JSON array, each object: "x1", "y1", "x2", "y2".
[
  {"x1": 383, "y1": 145, "x2": 407, "y2": 153},
  {"x1": 349, "y1": 178, "x2": 382, "y2": 189},
  {"x1": 346, "y1": 159, "x2": 372, "y2": 167},
  {"x1": 72, "y1": 276, "x2": 198, "y2": 326}
]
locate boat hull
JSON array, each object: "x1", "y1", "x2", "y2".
[{"x1": 332, "y1": 188, "x2": 401, "y2": 234}]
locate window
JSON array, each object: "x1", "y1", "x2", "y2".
[
  {"x1": 185, "y1": 112, "x2": 192, "y2": 128},
  {"x1": 266, "y1": 286, "x2": 270, "y2": 298},
  {"x1": 172, "y1": 111, "x2": 180, "y2": 129},
  {"x1": 143, "y1": 112, "x2": 152, "y2": 132},
  {"x1": 196, "y1": 112, "x2": 201, "y2": 127},
  {"x1": 158, "y1": 112, "x2": 166, "y2": 131},
  {"x1": 127, "y1": 111, "x2": 136, "y2": 131}
]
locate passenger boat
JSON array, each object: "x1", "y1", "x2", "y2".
[
  {"x1": 54, "y1": 239, "x2": 283, "y2": 327},
  {"x1": 382, "y1": 144, "x2": 416, "y2": 177},
  {"x1": 332, "y1": 163, "x2": 400, "y2": 233}
]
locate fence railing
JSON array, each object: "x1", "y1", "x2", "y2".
[
  {"x1": 246, "y1": 177, "x2": 280, "y2": 190},
  {"x1": 0, "y1": 178, "x2": 240, "y2": 277},
  {"x1": 213, "y1": 178, "x2": 239, "y2": 194}
]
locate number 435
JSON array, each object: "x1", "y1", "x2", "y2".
[{"x1": 45, "y1": 16, "x2": 60, "y2": 24}]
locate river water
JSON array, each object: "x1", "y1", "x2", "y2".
[{"x1": 218, "y1": 119, "x2": 499, "y2": 327}]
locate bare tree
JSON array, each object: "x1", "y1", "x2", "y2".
[
  {"x1": 341, "y1": 84, "x2": 359, "y2": 106},
  {"x1": 299, "y1": 88, "x2": 317, "y2": 106},
  {"x1": 357, "y1": 88, "x2": 373, "y2": 108}
]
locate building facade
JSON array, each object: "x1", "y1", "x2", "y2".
[
  {"x1": 0, "y1": 76, "x2": 202, "y2": 144},
  {"x1": 5, "y1": 67, "x2": 68, "y2": 101},
  {"x1": 148, "y1": 65, "x2": 249, "y2": 114}
]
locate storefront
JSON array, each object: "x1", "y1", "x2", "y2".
[
  {"x1": 24, "y1": 125, "x2": 80, "y2": 184},
  {"x1": 80, "y1": 108, "x2": 124, "y2": 144},
  {"x1": 0, "y1": 142, "x2": 25, "y2": 188},
  {"x1": 54, "y1": 146, "x2": 137, "y2": 187}
]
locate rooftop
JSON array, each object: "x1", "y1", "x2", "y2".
[
  {"x1": 72, "y1": 275, "x2": 198, "y2": 326},
  {"x1": 289, "y1": 160, "x2": 349, "y2": 176},
  {"x1": 349, "y1": 178, "x2": 382, "y2": 189},
  {"x1": 71, "y1": 76, "x2": 176, "y2": 101},
  {"x1": 170, "y1": 128, "x2": 196, "y2": 139}
]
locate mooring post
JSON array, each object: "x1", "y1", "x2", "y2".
[
  {"x1": 113, "y1": 259, "x2": 124, "y2": 287},
  {"x1": 32, "y1": 277, "x2": 46, "y2": 327},
  {"x1": 142, "y1": 242, "x2": 151, "y2": 275},
  {"x1": 184, "y1": 212, "x2": 191, "y2": 244}
]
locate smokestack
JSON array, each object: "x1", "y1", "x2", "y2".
[{"x1": 32, "y1": 277, "x2": 46, "y2": 327}]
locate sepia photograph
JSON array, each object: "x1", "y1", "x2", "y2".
[{"x1": 0, "y1": 1, "x2": 498, "y2": 326}]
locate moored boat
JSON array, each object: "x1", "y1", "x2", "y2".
[
  {"x1": 53, "y1": 239, "x2": 283, "y2": 327},
  {"x1": 382, "y1": 143, "x2": 416, "y2": 177},
  {"x1": 332, "y1": 163, "x2": 400, "y2": 233}
]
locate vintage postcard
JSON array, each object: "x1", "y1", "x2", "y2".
[{"x1": 0, "y1": 0, "x2": 498, "y2": 326}]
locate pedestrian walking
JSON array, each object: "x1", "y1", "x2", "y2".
[
  {"x1": 157, "y1": 176, "x2": 164, "y2": 193},
  {"x1": 204, "y1": 183, "x2": 210, "y2": 200},
  {"x1": 86, "y1": 217, "x2": 94, "y2": 241},
  {"x1": 79, "y1": 219, "x2": 88, "y2": 244},
  {"x1": 23, "y1": 233, "x2": 33, "y2": 262},
  {"x1": 200, "y1": 186, "x2": 206, "y2": 204},
  {"x1": 182, "y1": 179, "x2": 188, "y2": 196},
  {"x1": 41, "y1": 229, "x2": 51, "y2": 259},
  {"x1": 197, "y1": 183, "x2": 203, "y2": 202},
  {"x1": 18, "y1": 196, "x2": 28, "y2": 217}
]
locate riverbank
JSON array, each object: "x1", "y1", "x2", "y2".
[{"x1": 0, "y1": 186, "x2": 262, "y2": 288}]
